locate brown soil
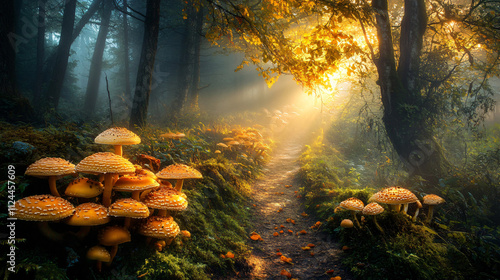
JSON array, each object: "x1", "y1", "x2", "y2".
[{"x1": 241, "y1": 125, "x2": 353, "y2": 280}]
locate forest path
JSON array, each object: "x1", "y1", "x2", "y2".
[{"x1": 241, "y1": 118, "x2": 352, "y2": 280}]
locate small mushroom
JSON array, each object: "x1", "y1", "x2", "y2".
[
  {"x1": 87, "y1": 245, "x2": 111, "y2": 272},
  {"x1": 362, "y1": 202, "x2": 385, "y2": 233},
  {"x1": 25, "y1": 157, "x2": 76, "y2": 197},
  {"x1": 94, "y1": 127, "x2": 141, "y2": 156},
  {"x1": 423, "y1": 194, "x2": 445, "y2": 223},
  {"x1": 113, "y1": 175, "x2": 159, "y2": 201},
  {"x1": 156, "y1": 164, "x2": 202, "y2": 192},
  {"x1": 66, "y1": 203, "x2": 110, "y2": 239},
  {"x1": 76, "y1": 152, "x2": 135, "y2": 207},
  {"x1": 340, "y1": 219, "x2": 354, "y2": 228},
  {"x1": 99, "y1": 226, "x2": 131, "y2": 264},
  {"x1": 143, "y1": 186, "x2": 188, "y2": 217},
  {"x1": 339, "y1": 197, "x2": 364, "y2": 228},
  {"x1": 64, "y1": 177, "x2": 104, "y2": 201},
  {"x1": 108, "y1": 198, "x2": 150, "y2": 228},
  {"x1": 412, "y1": 200, "x2": 422, "y2": 222},
  {"x1": 139, "y1": 216, "x2": 180, "y2": 246}
]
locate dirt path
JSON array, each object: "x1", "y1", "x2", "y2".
[{"x1": 243, "y1": 126, "x2": 352, "y2": 280}]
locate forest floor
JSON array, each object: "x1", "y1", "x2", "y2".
[{"x1": 238, "y1": 120, "x2": 353, "y2": 280}]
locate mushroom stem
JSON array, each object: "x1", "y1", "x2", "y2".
[
  {"x1": 38, "y1": 222, "x2": 64, "y2": 242},
  {"x1": 103, "y1": 174, "x2": 114, "y2": 207},
  {"x1": 108, "y1": 245, "x2": 119, "y2": 264},
  {"x1": 389, "y1": 204, "x2": 401, "y2": 212},
  {"x1": 158, "y1": 209, "x2": 168, "y2": 217},
  {"x1": 426, "y1": 205, "x2": 435, "y2": 223},
  {"x1": 174, "y1": 179, "x2": 185, "y2": 192},
  {"x1": 48, "y1": 176, "x2": 60, "y2": 197},
  {"x1": 351, "y1": 211, "x2": 361, "y2": 228},
  {"x1": 413, "y1": 208, "x2": 420, "y2": 222},
  {"x1": 402, "y1": 203, "x2": 409, "y2": 214},
  {"x1": 165, "y1": 237, "x2": 174, "y2": 245},
  {"x1": 131, "y1": 191, "x2": 141, "y2": 201},
  {"x1": 124, "y1": 218, "x2": 131, "y2": 229},
  {"x1": 75, "y1": 226, "x2": 91, "y2": 240},
  {"x1": 373, "y1": 216, "x2": 384, "y2": 233},
  {"x1": 96, "y1": 261, "x2": 103, "y2": 272},
  {"x1": 113, "y1": 145, "x2": 123, "y2": 156}
]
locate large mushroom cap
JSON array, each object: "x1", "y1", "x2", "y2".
[
  {"x1": 25, "y1": 157, "x2": 75, "y2": 178},
  {"x1": 109, "y1": 198, "x2": 150, "y2": 219},
  {"x1": 98, "y1": 226, "x2": 131, "y2": 246},
  {"x1": 87, "y1": 246, "x2": 111, "y2": 262},
  {"x1": 139, "y1": 216, "x2": 180, "y2": 239},
  {"x1": 113, "y1": 175, "x2": 159, "y2": 192},
  {"x1": 423, "y1": 194, "x2": 445, "y2": 205},
  {"x1": 76, "y1": 152, "x2": 135, "y2": 175},
  {"x1": 362, "y1": 202, "x2": 385, "y2": 215},
  {"x1": 11, "y1": 195, "x2": 75, "y2": 221},
  {"x1": 143, "y1": 187, "x2": 188, "y2": 211},
  {"x1": 340, "y1": 197, "x2": 364, "y2": 211},
  {"x1": 156, "y1": 164, "x2": 202, "y2": 180},
  {"x1": 95, "y1": 127, "x2": 141, "y2": 145},
  {"x1": 65, "y1": 177, "x2": 104, "y2": 198},
  {"x1": 369, "y1": 186, "x2": 418, "y2": 205},
  {"x1": 66, "y1": 203, "x2": 110, "y2": 226},
  {"x1": 340, "y1": 219, "x2": 354, "y2": 228}
]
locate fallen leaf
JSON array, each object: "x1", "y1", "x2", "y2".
[
  {"x1": 326, "y1": 269, "x2": 335, "y2": 274},
  {"x1": 280, "y1": 269, "x2": 292, "y2": 278},
  {"x1": 299, "y1": 230, "x2": 307, "y2": 235},
  {"x1": 301, "y1": 246, "x2": 311, "y2": 251},
  {"x1": 288, "y1": 229, "x2": 293, "y2": 233},
  {"x1": 330, "y1": 277, "x2": 341, "y2": 280},
  {"x1": 307, "y1": 243, "x2": 315, "y2": 248},
  {"x1": 226, "y1": 251, "x2": 234, "y2": 258},
  {"x1": 273, "y1": 232, "x2": 279, "y2": 237},
  {"x1": 280, "y1": 225, "x2": 285, "y2": 228},
  {"x1": 279, "y1": 230, "x2": 284, "y2": 234},
  {"x1": 301, "y1": 212, "x2": 308, "y2": 217},
  {"x1": 220, "y1": 254, "x2": 226, "y2": 258},
  {"x1": 276, "y1": 252, "x2": 282, "y2": 256},
  {"x1": 280, "y1": 255, "x2": 293, "y2": 263},
  {"x1": 250, "y1": 232, "x2": 263, "y2": 241}
]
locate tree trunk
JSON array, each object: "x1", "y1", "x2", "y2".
[
  {"x1": 122, "y1": 0, "x2": 131, "y2": 100},
  {"x1": 372, "y1": 0, "x2": 450, "y2": 184},
  {"x1": 129, "y1": 0, "x2": 161, "y2": 129},
  {"x1": 83, "y1": 0, "x2": 113, "y2": 118},
  {"x1": 187, "y1": 7, "x2": 204, "y2": 111},
  {"x1": 171, "y1": 4, "x2": 196, "y2": 114},
  {"x1": 44, "y1": 0, "x2": 77, "y2": 111},
  {"x1": 34, "y1": 0, "x2": 47, "y2": 104}
]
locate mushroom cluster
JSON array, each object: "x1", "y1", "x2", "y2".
[
  {"x1": 217, "y1": 127, "x2": 269, "y2": 158},
  {"x1": 10, "y1": 127, "x2": 203, "y2": 271}
]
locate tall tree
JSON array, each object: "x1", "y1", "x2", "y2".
[
  {"x1": 171, "y1": 4, "x2": 197, "y2": 114},
  {"x1": 129, "y1": 0, "x2": 161, "y2": 128},
  {"x1": 34, "y1": 0, "x2": 47, "y2": 104},
  {"x1": 83, "y1": 0, "x2": 113, "y2": 118},
  {"x1": 122, "y1": 0, "x2": 131, "y2": 100},
  {"x1": 187, "y1": 7, "x2": 204, "y2": 111},
  {"x1": 44, "y1": 0, "x2": 77, "y2": 111}
]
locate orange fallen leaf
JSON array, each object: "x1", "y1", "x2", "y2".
[
  {"x1": 277, "y1": 208, "x2": 283, "y2": 213},
  {"x1": 285, "y1": 185, "x2": 292, "y2": 188},
  {"x1": 280, "y1": 255, "x2": 293, "y2": 263},
  {"x1": 301, "y1": 246, "x2": 311, "y2": 251},
  {"x1": 273, "y1": 232, "x2": 279, "y2": 237},
  {"x1": 294, "y1": 191, "x2": 298, "y2": 193},
  {"x1": 276, "y1": 252, "x2": 282, "y2": 256},
  {"x1": 330, "y1": 277, "x2": 341, "y2": 280},
  {"x1": 250, "y1": 232, "x2": 263, "y2": 241},
  {"x1": 220, "y1": 254, "x2": 226, "y2": 258},
  {"x1": 276, "y1": 249, "x2": 280, "y2": 252},
  {"x1": 301, "y1": 212, "x2": 308, "y2": 217},
  {"x1": 307, "y1": 243, "x2": 315, "y2": 248},
  {"x1": 226, "y1": 251, "x2": 234, "y2": 258},
  {"x1": 253, "y1": 204, "x2": 256, "y2": 207},
  {"x1": 288, "y1": 229, "x2": 293, "y2": 233},
  {"x1": 326, "y1": 269, "x2": 335, "y2": 274},
  {"x1": 280, "y1": 269, "x2": 292, "y2": 278},
  {"x1": 275, "y1": 226, "x2": 278, "y2": 229},
  {"x1": 310, "y1": 252, "x2": 315, "y2": 256},
  {"x1": 279, "y1": 230, "x2": 284, "y2": 234},
  {"x1": 291, "y1": 219, "x2": 296, "y2": 224},
  {"x1": 297, "y1": 195, "x2": 302, "y2": 198},
  {"x1": 280, "y1": 225, "x2": 285, "y2": 228},
  {"x1": 299, "y1": 230, "x2": 307, "y2": 235},
  {"x1": 342, "y1": 246, "x2": 350, "y2": 251},
  {"x1": 280, "y1": 192, "x2": 284, "y2": 195}
]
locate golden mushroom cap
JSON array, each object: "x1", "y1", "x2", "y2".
[
  {"x1": 98, "y1": 226, "x2": 131, "y2": 246},
  {"x1": 135, "y1": 168, "x2": 157, "y2": 180},
  {"x1": 423, "y1": 194, "x2": 445, "y2": 205},
  {"x1": 362, "y1": 202, "x2": 385, "y2": 216},
  {"x1": 160, "y1": 132, "x2": 177, "y2": 139},
  {"x1": 86, "y1": 246, "x2": 111, "y2": 262},
  {"x1": 94, "y1": 127, "x2": 141, "y2": 145},
  {"x1": 340, "y1": 219, "x2": 354, "y2": 228},
  {"x1": 65, "y1": 177, "x2": 104, "y2": 198},
  {"x1": 108, "y1": 198, "x2": 150, "y2": 218},
  {"x1": 138, "y1": 216, "x2": 180, "y2": 239},
  {"x1": 66, "y1": 203, "x2": 110, "y2": 226},
  {"x1": 76, "y1": 152, "x2": 135, "y2": 175},
  {"x1": 156, "y1": 164, "x2": 202, "y2": 180},
  {"x1": 11, "y1": 195, "x2": 75, "y2": 221},
  {"x1": 113, "y1": 175, "x2": 159, "y2": 192},
  {"x1": 340, "y1": 197, "x2": 364, "y2": 211},
  {"x1": 25, "y1": 157, "x2": 75, "y2": 178},
  {"x1": 369, "y1": 186, "x2": 418, "y2": 205},
  {"x1": 143, "y1": 187, "x2": 188, "y2": 211},
  {"x1": 216, "y1": 143, "x2": 229, "y2": 148}
]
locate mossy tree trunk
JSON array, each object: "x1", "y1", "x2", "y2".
[
  {"x1": 187, "y1": 7, "x2": 204, "y2": 112},
  {"x1": 129, "y1": 0, "x2": 161, "y2": 129},
  {"x1": 372, "y1": 0, "x2": 451, "y2": 184}
]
